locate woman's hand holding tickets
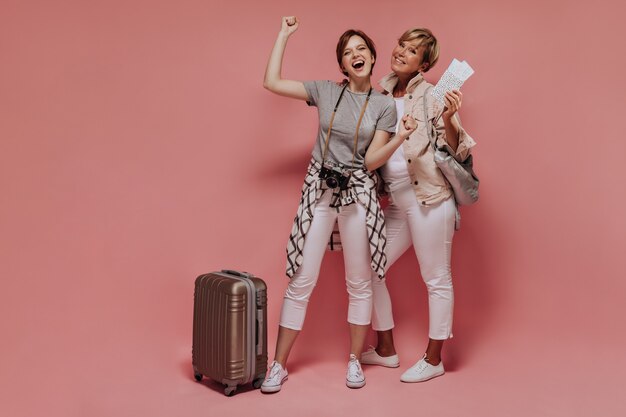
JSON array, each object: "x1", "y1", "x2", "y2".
[{"x1": 442, "y1": 90, "x2": 462, "y2": 121}]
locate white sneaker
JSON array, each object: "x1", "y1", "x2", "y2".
[
  {"x1": 360, "y1": 345, "x2": 400, "y2": 368},
  {"x1": 346, "y1": 354, "x2": 366, "y2": 388},
  {"x1": 260, "y1": 361, "x2": 288, "y2": 393},
  {"x1": 400, "y1": 354, "x2": 445, "y2": 383}
]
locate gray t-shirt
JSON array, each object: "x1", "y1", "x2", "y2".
[{"x1": 304, "y1": 80, "x2": 397, "y2": 169}]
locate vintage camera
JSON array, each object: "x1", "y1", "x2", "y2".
[{"x1": 319, "y1": 164, "x2": 351, "y2": 190}]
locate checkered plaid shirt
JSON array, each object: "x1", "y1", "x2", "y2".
[{"x1": 286, "y1": 159, "x2": 387, "y2": 279}]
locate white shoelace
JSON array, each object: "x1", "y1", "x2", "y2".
[
  {"x1": 412, "y1": 359, "x2": 430, "y2": 374},
  {"x1": 347, "y1": 359, "x2": 363, "y2": 380},
  {"x1": 265, "y1": 362, "x2": 283, "y2": 384}
]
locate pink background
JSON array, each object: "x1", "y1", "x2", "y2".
[{"x1": 1, "y1": 0, "x2": 625, "y2": 416}]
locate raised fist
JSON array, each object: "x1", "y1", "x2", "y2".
[{"x1": 281, "y1": 16, "x2": 299, "y2": 36}]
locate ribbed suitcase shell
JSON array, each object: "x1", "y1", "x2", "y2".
[{"x1": 192, "y1": 270, "x2": 268, "y2": 396}]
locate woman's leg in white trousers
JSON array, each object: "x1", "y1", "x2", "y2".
[
  {"x1": 274, "y1": 191, "x2": 337, "y2": 365},
  {"x1": 337, "y1": 199, "x2": 375, "y2": 358},
  {"x1": 275, "y1": 190, "x2": 374, "y2": 364},
  {"x1": 404, "y1": 195, "x2": 456, "y2": 365},
  {"x1": 369, "y1": 191, "x2": 413, "y2": 357},
  {"x1": 407, "y1": 196, "x2": 456, "y2": 341},
  {"x1": 370, "y1": 184, "x2": 455, "y2": 361},
  {"x1": 371, "y1": 201, "x2": 412, "y2": 331}
]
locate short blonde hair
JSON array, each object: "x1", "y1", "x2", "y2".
[{"x1": 398, "y1": 28, "x2": 439, "y2": 73}]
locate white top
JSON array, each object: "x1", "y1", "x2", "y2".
[{"x1": 380, "y1": 98, "x2": 410, "y2": 184}]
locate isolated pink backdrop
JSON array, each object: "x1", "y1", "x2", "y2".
[{"x1": 1, "y1": 0, "x2": 625, "y2": 416}]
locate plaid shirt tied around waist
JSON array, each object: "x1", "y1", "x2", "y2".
[{"x1": 286, "y1": 159, "x2": 387, "y2": 279}]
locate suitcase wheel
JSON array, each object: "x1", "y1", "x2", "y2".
[
  {"x1": 253, "y1": 378, "x2": 263, "y2": 389},
  {"x1": 224, "y1": 386, "x2": 237, "y2": 396},
  {"x1": 193, "y1": 372, "x2": 203, "y2": 382}
]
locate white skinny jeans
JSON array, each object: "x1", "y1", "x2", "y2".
[
  {"x1": 280, "y1": 190, "x2": 373, "y2": 330},
  {"x1": 371, "y1": 179, "x2": 456, "y2": 340}
]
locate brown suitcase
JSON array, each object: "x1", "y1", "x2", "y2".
[{"x1": 192, "y1": 270, "x2": 268, "y2": 396}]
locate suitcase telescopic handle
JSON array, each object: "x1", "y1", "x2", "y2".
[{"x1": 221, "y1": 269, "x2": 251, "y2": 278}]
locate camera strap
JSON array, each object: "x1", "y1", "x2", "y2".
[{"x1": 321, "y1": 83, "x2": 373, "y2": 170}]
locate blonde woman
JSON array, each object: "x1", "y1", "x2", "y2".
[{"x1": 362, "y1": 28, "x2": 476, "y2": 382}]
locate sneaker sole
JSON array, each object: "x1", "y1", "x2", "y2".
[
  {"x1": 260, "y1": 376, "x2": 288, "y2": 393},
  {"x1": 346, "y1": 380, "x2": 366, "y2": 389},
  {"x1": 400, "y1": 370, "x2": 445, "y2": 383}
]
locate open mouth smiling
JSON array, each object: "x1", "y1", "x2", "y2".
[{"x1": 352, "y1": 60, "x2": 365, "y2": 69}]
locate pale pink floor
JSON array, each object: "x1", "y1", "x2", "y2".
[{"x1": 2, "y1": 263, "x2": 624, "y2": 417}]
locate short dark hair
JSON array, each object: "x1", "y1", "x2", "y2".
[{"x1": 335, "y1": 29, "x2": 377, "y2": 77}]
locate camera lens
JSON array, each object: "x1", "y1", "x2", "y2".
[{"x1": 326, "y1": 177, "x2": 338, "y2": 189}]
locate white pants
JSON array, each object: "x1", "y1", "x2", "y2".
[
  {"x1": 371, "y1": 179, "x2": 456, "y2": 340},
  {"x1": 280, "y1": 190, "x2": 373, "y2": 330}
]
